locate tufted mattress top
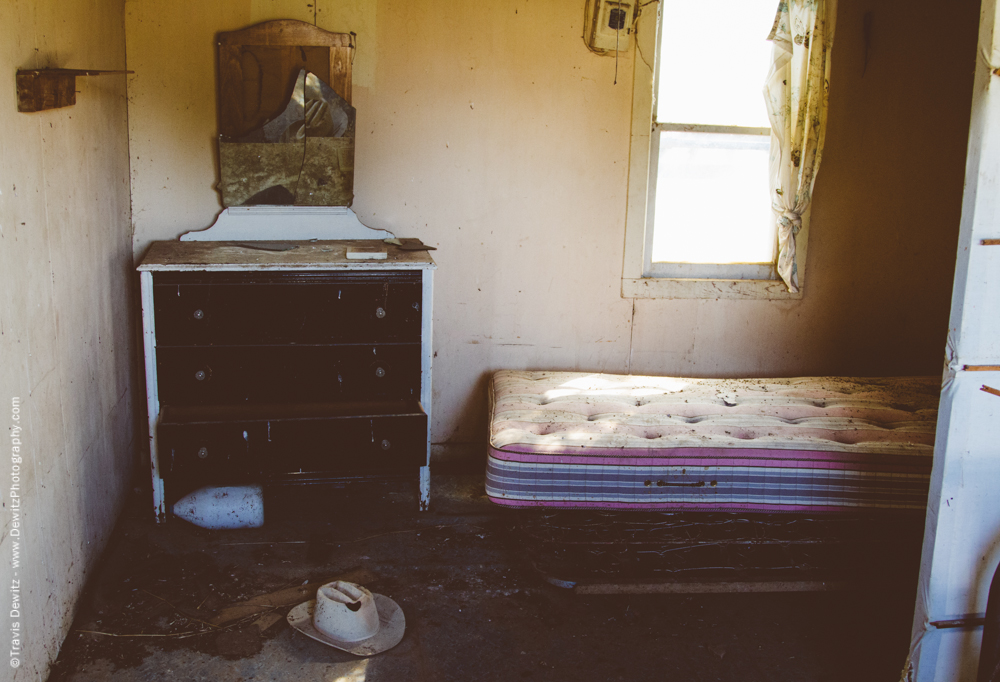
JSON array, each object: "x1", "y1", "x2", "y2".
[{"x1": 485, "y1": 370, "x2": 940, "y2": 513}]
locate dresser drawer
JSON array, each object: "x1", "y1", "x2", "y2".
[
  {"x1": 152, "y1": 271, "x2": 422, "y2": 346},
  {"x1": 159, "y1": 422, "x2": 264, "y2": 486},
  {"x1": 158, "y1": 403, "x2": 427, "y2": 487},
  {"x1": 156, "y1": 345, "x2": 421, "y2": 405},
  {"x1": 264, "y1": 414, "x2": 427, "y2": 481}
]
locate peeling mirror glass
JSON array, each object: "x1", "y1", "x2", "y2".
[{"x1": 220, "y1": 69, "x2": 356, "y2": 207}]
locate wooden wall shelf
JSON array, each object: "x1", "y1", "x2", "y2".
[{"x1": 16, "y1": 68, "x2": 132, "y2": 113}]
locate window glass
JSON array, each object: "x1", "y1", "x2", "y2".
[
  {"x1": 656, "y1": 0, "x2": 776, "y2": 127},
  {"x1": 651, "y1": 132, "x2": 773, "y2": 264},
  {"x1": 650, "y1": 0, "x2": 777, "y2": 271}
]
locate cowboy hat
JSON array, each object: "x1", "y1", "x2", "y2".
[{"x1": 287, "y1": 581, "x2": 405, "y2": 656}]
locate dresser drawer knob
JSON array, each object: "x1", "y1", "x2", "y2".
[
  {"x1": 197, "y1": 447, "x2": 209, "y2": 459},
  {"x1": 192, "y1": 308, "x2": 205, "y2": 321},
  {"x1": 375, "y1": 307, "x2": 386, "y2": 319},
  {"x1": 194, "y1": 369, "x2": 208, "y2": 381},
  {"x1": 381, "y1": 439, "x2": 391, "y2": 450},
  {"x1": 374, "y1": 366, "x2": 386, "y2": 379}
]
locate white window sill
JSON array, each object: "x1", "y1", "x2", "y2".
[{"x1": 621, "y1": 277, "x2": 802, "y2": 300}]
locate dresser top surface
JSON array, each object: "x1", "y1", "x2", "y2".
[{"x1": 138, "y1": 240, "x2": 436, "y2": 272}]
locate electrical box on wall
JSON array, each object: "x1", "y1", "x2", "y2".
[{"x1": 584, "y1": 0, "x2": 635, "y2": 53}]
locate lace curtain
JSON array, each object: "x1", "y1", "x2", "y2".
[{"x1": 764, "y1": 0, "x2": 838, "y2": 292}]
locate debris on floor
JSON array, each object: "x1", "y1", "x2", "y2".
[{"x1": 47, "y1": 476, "x2": 918, "y2": 682}]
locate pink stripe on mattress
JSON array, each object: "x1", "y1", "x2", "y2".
[
  {"x1": 488, "y1": 446, "x2": 929, "y2": 472},
  {"x1": 485, "y1": 497, "x2": 894, "y2": 512}
]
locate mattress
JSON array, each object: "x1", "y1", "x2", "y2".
[{"x1": 485, "y1": 371, "x2": 940, "y2": 513}]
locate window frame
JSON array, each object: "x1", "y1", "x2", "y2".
[{"x1": 620, "y1": 2, "x2": 806, "y2": 300}]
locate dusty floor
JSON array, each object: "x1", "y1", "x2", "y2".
[{"x1": 48, "y1": 475, "x2": 917, "y2": 682}]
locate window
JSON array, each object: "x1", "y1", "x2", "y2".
[{"x1": 621, "y1": 0, "x2": 803, "y2": 299}]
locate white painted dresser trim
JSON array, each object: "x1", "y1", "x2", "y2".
[{"x1": 179, "y1": 206, "x2": 394, "y2": 242}]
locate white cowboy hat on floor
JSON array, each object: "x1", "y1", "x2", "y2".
[{"x1": 287, "y1": 581, "x2": 405, "y2": 656}]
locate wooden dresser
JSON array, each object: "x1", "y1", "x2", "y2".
[{"x1": 138, "y1": 240, "x2": 435, "y2": 521}]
